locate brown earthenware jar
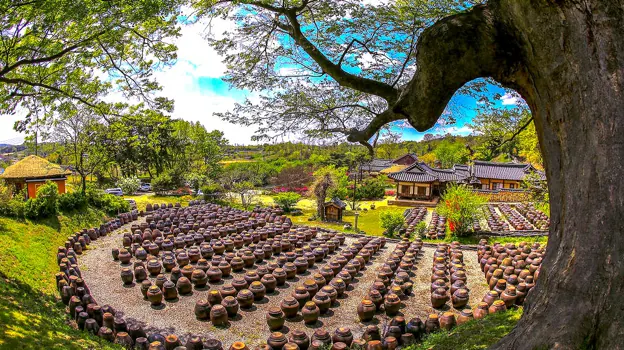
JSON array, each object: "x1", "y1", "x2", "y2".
[
  {"x1": 232, "y1": 277, "x2": 249, "y2": 291},
  {"x1": 384, "y1": 293, "x2": 401, "y2": 316},
  {"x1": 207, "y1": 290, "x2": 223, "y2": 306},
  {"x1": 366, "y1": 340, "x2": 383, "y2": 350},
  {"x1": 176, "y1": 277, "x2": 193, "y2": 295},
  {"x1": 311, "y1": 329, "x2": 332, "y2": 346},
  {"x1": 266, "y1": 307, "x2": 286, "y2": 331},
  {"x1": 229, "y1": 342, "x2": 247, "y2": 350},
  {"x1": 261, "y1": 274, "x2": 277, "y2": 293},
  {"x1": 488, "y1": 300, "x2": 507, "y2": 314},
  {"x1": 163, "y1": 281, "x2": 178, "y2": 300},
  {"x1": 237, "y1": 289, "x2": 254, "y2": 309},
  {"x1": 473, "y1": 302, "x2": 489, "y2": 320},
  {"x1": 249, "y1": 281, "x2": 266, "y2": 301},
  {"x1": 210, "y1": 304, "x2": 229, "y2": 326},
  {"x1": 425, "y1": 314, "x2": 440, "y2": 333},
  {"x1": 146, "y1": 285, "x2": 163, "y2": 306},
  {"x1": 221, "y1": 296, "x2": 239, "y2": 317},
  {"x1": 482, "y1": 290, "x2": 499, "y2": 306},
  {"x1": 439, "y1": 312, "x2": 456, "y2": 331},
  {"x1": 332, "y1": 327, "x2": 353, "y2": 347},
  {"x1": 457, "y1": 309, "x2": 474, "y2": 325},
  {"x1": 284, "y1": 263, "x2": 297, "y2": 279},
  {"x1": 302, "y1": 301, "x2": 320, "y2": 324},
  {"x1": 312, "y1": 292, "x2": 331, "y2": 314},
  {"x1": 501, "y1": 285, "x2": 517, "y2": 308},
  {"x1": 218, "y1": 261, "x2": 232, "y2": 277},
  {"x1": 320, "y1": 285, "x2": 338, "y2": 305},
  {"x1": 303, "y1": 280, "x2": 319, "y2": 298},
  {"x1": 292, "y1": 287, "x2": 311, "y2": 309},
  {"x1": 192, "y1": 269, "x2": 208, "y2": 288},
  {"x1": 140, "y1": 280, "x2": 152, "y2": 299},
  {"x1": 357, "y1": 299, "x2": 377, "y2": 322},
  {"x1": 267, "y1": 332, "x2": 288, "y2": 350},
  {"x1": 383, "y1": 336, "x2": 398, "y2": 350},
  {"x1": 280, "y1": 296, "x2": 300, "y2": 318},
  {"x1": 329, "y1": 278, "x2": 346, "y2": 297},
  {"x1": 290, "y1": 330, "x2": 310, "y2": 350},
  {"x1": 195, "y1": 299, "x2": 211, "y2": 320},
  {"x1": 220, "y1": 284, "x2": 238, "y2": 299},
  {"x1": 452, "y1": 288, "x2": 470, "y2": 309}
]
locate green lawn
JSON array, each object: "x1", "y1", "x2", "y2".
[
  {"x1": 0, "y1": 209, "x2": 120, "y2": 349},
  {"x1": 407, "y1": 308, "x2": 523, "y2": 350}
]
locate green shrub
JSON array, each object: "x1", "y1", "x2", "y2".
[
  {"x1": 356, "y1": 176, "x2": 387, "y2": 200},
  {"x1": 437, "y1": 183, "x2": 486, "y2": 236},
  {"x1": 117, "y1": 176, "x2": 141, "y2": 195},
  {"x1": 58, "y1": 192, "x2": 88, "y2": 211},
  {"x1": 24, "y1": 182, "x2": 59, "y2": 218},
  {"x1": 152, "y1": 170, "x2": 185, "y2": 193},
  {"x1": 201, "y1": 182, "x2": 224, "y2": 202},
  {"x1": 273, "y1": 192, "x2": 302, "y2": 212},
  {"x1": 85, "y1": 187, "x2": 130, "y2": 214},
  {"x1": 380, "y1": 211, "x2": 405, "y2": 238}
]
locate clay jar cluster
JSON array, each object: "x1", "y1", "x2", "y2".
[
  {"x1": 359, "y1": 237, "x2": 417, "y2": 322},
  {"x1": 430, "y1": 242, "x2": 470, "y2": 310},
  {"x1": 498, "y1": 204, "x2": 534, "y2": 231},
  {"x1": 514, "y1": 203, "x2": 550, "y2": 230},
  {"x1": 478, "y1": 239, "x2": 543, "y2": 311},
  {"x1": 427, "y1": 212, "x2": 447, "y2": 239},
  {"x1": 404, "y1": 207, "x2": 427, "y2": 237},
  {"x1": 276, "y1": 235, "x2": 385, "y2": 327},
  {"x1": 485, "y1": 205, "x2": 510, "y2": 231}
]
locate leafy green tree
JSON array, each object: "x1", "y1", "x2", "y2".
[
  {"x1": 436, "y1": 183, "x2": 485, "y2": 236},
  {"x1": 273, "y1": 192, "x2": 302, "y2": 212},
  {"x1": 117, "y1": 176, "x2": 141, "y2": 195},
  {"x1": 433, "y1": 139, "x2": 470, "y2": 167},
  {"x1": 1, "y1": 0, "x2": 180, "y2": 123},
  {"x1": 24, "y1": 181, "x2": 59, "y2": 218},
  {"x1": 380, "y1": 211, "x2": 405, "y2": 238}
]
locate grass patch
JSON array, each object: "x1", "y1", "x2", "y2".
[
  {"x1": 407, "y1": 308, "x2": 523, "y2": 350},
  {"x1": 0, "y1": 209, "x2": 120, "y2": 349}
]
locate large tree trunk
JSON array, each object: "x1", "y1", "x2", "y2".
[
  {"x1": 390, "y1": 0, "x2": 624, "y2": 348},
  {"x1": 490, "y1": 1, "x2": 624, "y2": 348}
]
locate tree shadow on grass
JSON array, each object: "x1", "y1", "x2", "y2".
[{"x1": 0, "y1": 274, "x2": 117, "y2": 350}]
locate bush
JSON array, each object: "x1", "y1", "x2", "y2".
[
  {"x1": 24, "y1": 182, "x2": 59, "y2": 218},
  {"x1": 273, "y1": 192, "x2": 302, "y2": 212},
  {"x1": 58, "y1": 191, "x2": 88, "y2": 211},
  {"x1": 152, "y1": 170, "x2": 185, "y2": 193},
  {"x1": 86, "y1": 186, "x2": 130, "y2": 214},
  {"x1": 380, "y1": 211, "x2": 405, "y2": 238},
  {"x1": 356, "y1": 176, "x2": 387, "y2": 200},
  {"x1": 117, "y1": 176, "x2": 141, "y2": 195},
  {"x1": 437, "y1": 183, "x2": 486, "y2": 236},
  {"x1": 186, "y1": 172, "x2": 208, "y2": 192},
  {"x1": 201, "y1": 182, "x2": 224, "y2": 202}
]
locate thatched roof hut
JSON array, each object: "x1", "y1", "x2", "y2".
[{"x1": 0, "y1": 155, "x2": 71, "y2": 198}]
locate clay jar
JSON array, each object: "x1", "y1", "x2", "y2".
[
  {"x1": 431, "y1": 288, "x2": 449, "y2": 308},
  {"x1": 273, "y1": 268, "x2": 288, "y2": 286},
  {"x1": 266, "y1": 307, "x2": 286, "y2": 331},
  {"x1": 218, "y1": 261, "x2": 232, "y2": 277},
  {"x1": 267, "y1": 332, "x2": 288, "y2": 350},
  {"x1": 501, "y1": 285, "x2": 517, "y2": 308},
  {"x1": 384, "y1": 293, "x2": 401, "y2": 316},
  {"x1": 482, "y1": 290, "x2": 499, "y2": 306},
  {"x1": 120, "y1": 268, "x2": 134, "y2": 285},
  {"x1": 221, "y1": 296, "x2": 239, "y2": 318},
  {"x1": 311, "y1": 329, "x2": 332, "y2": 346},
  {"x1": 249, "y1": 281, "x2": 267, "y2": 301},
  {"x1": 261, "y1": 274, "x2": 277, "y2": 293},
  {"x1": 357, "y1": 299, "x2": 377, "y2": 322},
  {"x1": 329, "y1": 278, "x2": 346, "y2": 297},
  {"x1": 140, "y1": 280, "x2": 152, "y2": 299},
  {"x1": 302, "y1": 301, "x2": 320, "y2": 324},
  {"x1": 232, "y1": 277, "x2": 249, "y2": 291},
  {"x1": 456, "y1": 309, "x2": 474, "y2": 325},
  {"x1": 229, "y1": 342, "x2": 247, "y2": 350},
  {"x1": 207, "y1": 266, "x2": 223, "y2": 283},
  {"x1": 312, "y1": 292, "x2": 331, "y2": 314},
  {"x1": 332, "y1": 327, "x2": 353, "y2": 347},
  {"x1": 452, "y1": 288, "x2": 470, "y2": 309},
  {"x1": 425, "y1": 314, "x2": 440, "y2": 333},
  {"x1": 195, "y1": 299, "x2": 211, "y2": 320},
  {"x1": 406, "y1": 317, "x2": 425, "y2": 340},
  {"x1": 146, "y1": 286, "x2": 163, "y2": 306},
  {"x1": 284, "y1": 263, "x2": 297, "y2": 279},
  {"x1": 280, "y1": 297, "x2": 300, "y2": 318},
  {"x1": 207, "y1": 290, "x2": 223, "y2": 306},
  {"x1": 321, "y1": 285, "x2": 338, "y2": 305},
  {"x1": 237, "y1": 289, "x2": 255, "y2": 309},
  {"x1": 210, "y1": 304, "x2": 229, "y2": 326},
  {"x1": 439, "y1": 312, "x2": 456, "y2": 331},
  {"x1": 176, "y1": 277, "x2": 193, "y2": 295},
  {"x1": 292, "y1": 287, "x2": 311, "y2": 309},
  {"x1": 147, "y1": 259, "x2": 162, "y2": 276},
  {"x1": 488, "y1": 300, "x2": 507, "y2": 314},
  {"x1": 220, "y1": 285, "x2": 238, "y2": 299},
  {"x1": 163, "y1": 281, "x2": 178, "y2": 300},
  {"x1": 473, "y1": 302, "x2": 489, "y2": 320},
  {"x1": 191, "y1": 269, "x2": 208, "y2": 288}
]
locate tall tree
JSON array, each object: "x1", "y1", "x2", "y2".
[
  {"x1": 196, "y1": 0, "x2": 624, "y2": 348},
  {"x1": 0, "y1": 0, "x2": 180, "y2": 123},
  {"x1": 433, "y1": 139, "x2": 470, "y2": 167}
]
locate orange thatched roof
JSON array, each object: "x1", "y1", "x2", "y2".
[
  {"x1": 0, "y1": 155, "x2": 71, "y2": 180},
  {"x1": 380, "y1": 164, "x2": 407, "y2": 174}
]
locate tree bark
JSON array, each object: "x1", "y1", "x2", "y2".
[{"x1": 393, "y1": 0, "x2": 624, "y2": 348}]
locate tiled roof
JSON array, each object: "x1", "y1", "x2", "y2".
[
  {"x1": 361, "y1": 159, "x2": 393, "y2": 172},
  {"x1": 472, "y1": 161, "x2": 543, "y2": 181},
  {"x1": 388, "y1": 163, "x2": 444, "y2": 183},
  {"x1": 392, "y1": 153, "x2": 419, "y2": 164},
  {"x1": 325, "y1": 197, "x2": 346, "y2": 209}
]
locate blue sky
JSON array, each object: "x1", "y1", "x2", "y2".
[{"x1": 0, "y1": 11, "x2": 522, "y2": 145}]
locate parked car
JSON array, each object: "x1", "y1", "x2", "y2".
[
  {"x1": 105, "y1": 188, "x2": 124, "y2": 196},
  {"x1": 125, "y1": 199, "x2": 137, "y2": 210},
  {"x1": 139, "y1": 183, "x2": 152, "y2": 192}
]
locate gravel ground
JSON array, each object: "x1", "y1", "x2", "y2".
[{"x1": 80, "y1": 220, "x2": 488, "y2": 347}]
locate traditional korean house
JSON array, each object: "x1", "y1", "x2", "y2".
[
  {"x1": 361, "y1": 153, "x2": 420, "y2": 174},
  {"x1": 388, "y1": 160, "x2": 542, "y2": 201},
  {"x1": 0, "y1": 155, "x2": 72, "y2": 198},
  {"x1": 323, "y1": 197, "x2": 346, "y2": 222}
]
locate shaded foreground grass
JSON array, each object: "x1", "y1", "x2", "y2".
[
  {"x1": 0, "y1": 209, "x2": 120, "y2": 349},
  {"x1": 407, "y1": 308, "x2": 523, "y2": 350}
]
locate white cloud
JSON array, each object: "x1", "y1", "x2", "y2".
[{"x1": 500, "y1": 92, "x2": 519, "y2": 106}]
